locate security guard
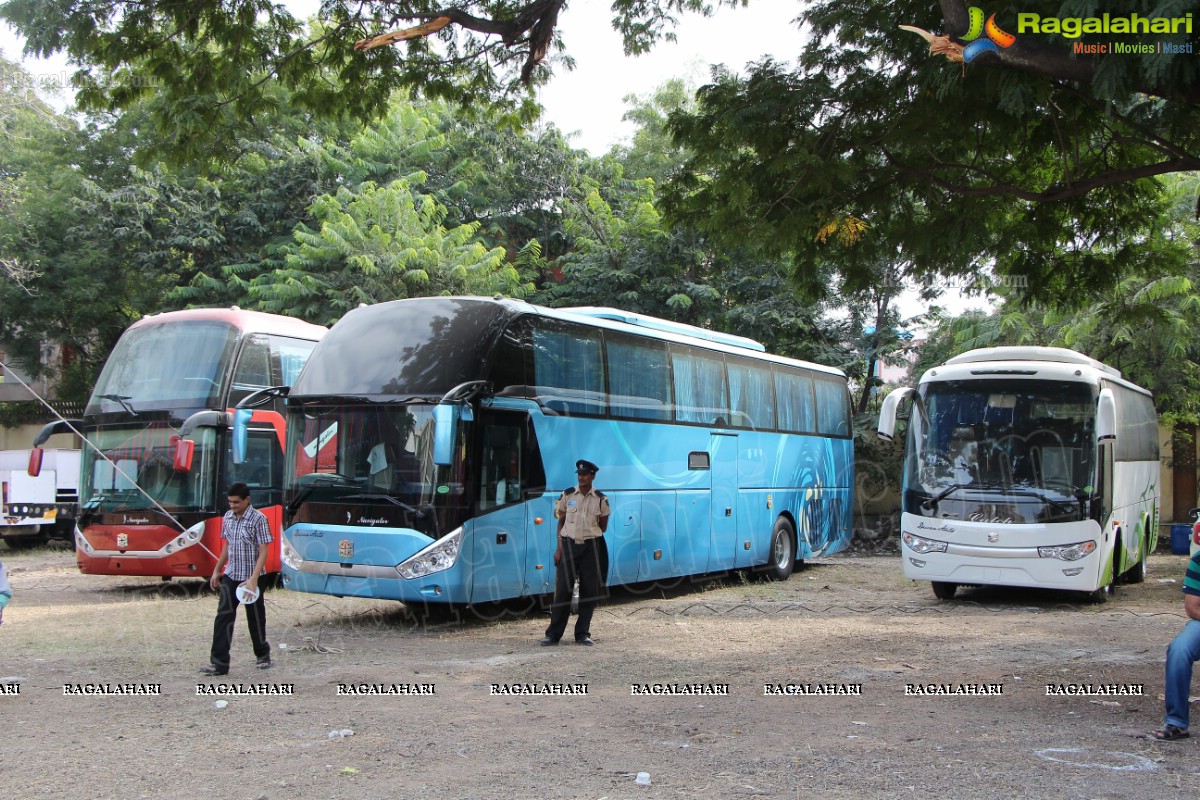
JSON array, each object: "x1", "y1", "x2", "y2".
[{"x1": 540, "y1": 459, "x2": 610, "y2": 646}]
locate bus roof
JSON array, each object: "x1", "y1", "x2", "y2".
[
  {"x1": 133, "y1": 308, "x2": 327, "y2": 340},
  {"x1": 943, "y1": 346, "x2": 1122, "y2": 377},
  {"x1": 292, "y1": 297, "x2": 846, "y2": 401},
  {"x1": 523, "y1": 301, "x2": 843, "y2": 377},
  {"x1": 562, "y1": 307, "x2": 766, "y2": 352},
  {"x1": 925, "y1": 346, "x2": 1151, "y2": 397}
]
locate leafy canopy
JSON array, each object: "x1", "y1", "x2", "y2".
[
  {"x1": 0, "y1": 0, "x2": 738, "y2": 160},
  {"x1": 662, "y1": 0, "x2": 1200, "y2": 304}
]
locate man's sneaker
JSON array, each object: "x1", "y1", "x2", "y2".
[
  {"x1": 538, "y1": 636, "x2": 560, "y2": 646},
  {"x1": 256, "y1": 656, "x2": 272, "y2": 670},
  {"x1": 199, "y1": 664, "x2": 228, "y2": 676},
  {"x1": 575, "y1": 636, "x2": 594, "y2": 646}
]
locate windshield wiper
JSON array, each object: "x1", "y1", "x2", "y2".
[
  {"x1": 97, "y1": 394, "x2": 138, "y2": 416},
  {"x1": 1004, "y1": 488, "x2": 1077, "y2": 514},
  {"x1": 342, "y1": 493, "x2": 426, "y2": 517},
  {"x1": 286, "y1": 479, "x2": 349, "y2": 513},
  {"x1": 922, "y1": 484, "x2": 963, "y2": 509}
]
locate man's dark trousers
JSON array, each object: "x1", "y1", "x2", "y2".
[
  {"x1": 210, "y1": 575, "x2": 269, "y2": 670},
  {"x1": 545, "y1": 537, "x2": 608, "y2": 642}
]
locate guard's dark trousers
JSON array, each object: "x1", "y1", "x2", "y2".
[{"x1": 545, "y1": 537, "x2": 608, "y2": 642}]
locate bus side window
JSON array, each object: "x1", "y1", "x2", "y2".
[
  {"x1": 268, "y1": 334, "x2": 319, "y2": 387},
  {"x1": 231, "y1": 429, "x2": 279, "y2": 505},
  {"x1": 229, "y1": 335, "x2": 272, "y2": 407}
]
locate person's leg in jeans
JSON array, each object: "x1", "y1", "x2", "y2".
[{"x1": 1164, "y1": 619, "x2": 1200, "y2": 729}]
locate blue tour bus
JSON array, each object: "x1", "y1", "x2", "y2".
[{"x1": 271, "y1": 297, "x2": 853, "y2": 605}]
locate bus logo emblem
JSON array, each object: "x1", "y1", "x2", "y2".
[
  {"x1": 339, "y1": 540, "x2": 354, "y2": 558},
  {"x1": 116, "y1": 532, "x2": 128, "y2": 548},
  {"x1": 988, "y1": 532, "x2": 999, "y2": 543}
]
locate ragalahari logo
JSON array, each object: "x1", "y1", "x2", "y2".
[
  {"x1": 959, "y1": 7, "x2": 1017, "y2": 61},
  {"x1": 900, "y1": 7, "x2": 1017, "y2": 64}
]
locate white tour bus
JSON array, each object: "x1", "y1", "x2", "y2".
[{"x1": 877, "y1": 346, "x2": 1159, "y2": 602}]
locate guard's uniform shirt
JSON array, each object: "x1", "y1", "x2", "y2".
[{"x1": 555, "y1": 487, "x2": 610, "y2": 543}]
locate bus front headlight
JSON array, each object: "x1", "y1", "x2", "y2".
[
  {"x1": 902, "y1": 531, "x2": 947, "y2": 554},
  {"x1": 1038, "y1": 541, "x2": 1097, "y2": 561},
  {"x1": 281, "y1": 535, "x2": 303, "y2": 571},
  {"x1": 397, "y1": 528, "x2": 463, "y2": 579}
]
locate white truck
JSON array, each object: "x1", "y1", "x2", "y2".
[{"x1": 0, "y1": 448, "x2": 80, "y2": 549}]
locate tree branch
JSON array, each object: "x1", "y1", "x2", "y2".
[
  {"x1": 887, "y1": 151, "x2": 1200, "y2": 201},
  {"x1": 353, "y1": 0, "x2": 567, "y2": 84}
]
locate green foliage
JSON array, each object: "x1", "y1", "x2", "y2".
[
  {"x1": 0, "y1": 0, "x2": 742, "y2": 161},
  {"x1": 663, "y1": 0, "x2": 1200, "y2": 304},
  {"x1": 914, "y1": 176, "x2": 1200, "y2": 423},
  {"x1": 246, "y1": 178, "x2": 520, "y2": 326}
]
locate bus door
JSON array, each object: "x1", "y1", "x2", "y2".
[
  {"x1": 469, "y1": 411, "x2": 529, "y2": 603},
  {"x1": 710, "y1": 431, "x2": 741, "y2": 570}
]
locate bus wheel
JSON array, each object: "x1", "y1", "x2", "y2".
[
  {"x1": 1087, "y1": 571, "x2": 1115, "y2": 603},
  {"x1": 931, "y1": 581, "x2": 957, "y2": 600},
  {"x1": 762, "y1": 518, "x2": 796, "y2": 581},
  {"x1": 1123, "y1": 536, "x2": 1148, "y2": 584},
  {"x1": 4, "y1": 531, "x2": 48, "y2": 550}
]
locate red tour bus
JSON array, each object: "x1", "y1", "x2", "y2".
[{"x1": 35, "y1": 308, "x2": 325, "y2": 579}]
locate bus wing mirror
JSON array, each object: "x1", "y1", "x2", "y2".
[
  {"x1": 877, "y1": 387, "x2": 915, "y2": 440},
  {"x1": 433, "y1": 404, "x2": 459, "y2": 467},
  {"x1": 173, "y1": 438, "x2": 195, "y2": 472},
  {"x1": 27, "y1": 447, "x2": 43, "y2": 477},
  {"x1": 232, "y1": 408, "x2": 253, "y2": 465},
  {"x1": 1097, "y1": 389, "x2": 1117, "y2": 442}
]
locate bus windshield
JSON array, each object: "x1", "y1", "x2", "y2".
[
  {"x1": 285, "y1": 405, "x2": 462, "y2": 537},
  {"x1": 87, "y1": 321, "x2": 237, "y2": 413},
  {"x1": 906, "y1": 379, "x2": 1096, "y2": 522},
  {"x1": 81, "y1": 424, "x2": 219, "y2": 512}
]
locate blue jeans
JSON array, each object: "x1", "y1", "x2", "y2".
[{"x1": 1165, "y1": 619, "x2": 1200, "y2": 728}]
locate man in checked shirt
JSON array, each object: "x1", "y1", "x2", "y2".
[{"x1": 200, "y1": 482, "x2": 273, "y2": 676}]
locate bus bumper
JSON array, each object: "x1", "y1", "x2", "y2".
[
  {"x1": 74, "y1": 522, "x2": 224, "y2": 578},
  {"x1": 280, "y1": 525, "x2": 470, "y2": 603},
  {"x1": 900, "y1": 517, "x2": 1107, "y2": 592}
]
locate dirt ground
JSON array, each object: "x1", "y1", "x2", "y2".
[{"x1": 3, "y1": 542, "x2": 1199, "y2": 800}]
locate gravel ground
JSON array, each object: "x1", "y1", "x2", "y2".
[{"x1": 2, "y1": 545, "x2": 1199, "y2": 799}]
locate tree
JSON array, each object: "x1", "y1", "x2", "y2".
[
  {"x1": 245, "y1": 177, "x2": 521, "y2": 326},
  {"x1": 911, "y1": 173, "x2": 1200, "y2": 423},
  {"x1": 661, "y1": 0, "x2": 1199, "y2": 303},
  {"x1": 0, "y1": 0, "x2": 732, "y2": 160}
]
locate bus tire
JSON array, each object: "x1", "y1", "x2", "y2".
[
  {"x1": 1087, "y1": 578, "x2": 1113, "y2": 603},
  {"x1": 4, "y1": 531, "x2": 48, "y2": 550},
  {"x1": 1123, "y1": 531, "x2": 1148, "y2": 585},
  {"x1": 931, "y1": 581, "x2": 957, "y2": 600},
  {"x1": 1088, "y1": 559, "x2": 1115, "y2": 603},
  {"x1": 762, "y1": 518, "x2": 796, "y2": 581}
]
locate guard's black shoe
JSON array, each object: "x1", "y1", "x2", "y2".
[
  {"x1": 199, "y1": 664, "x2": 228, "y2": 676},
  {"x1": 256, "y1": 656, "x2": 272, "y2": 670},
  {"x1": 538, "y1": 636, "x2": 560, "y2": 646},
  {"x1": 575, "y1": 636, "x2": 594, "y2": 646}
]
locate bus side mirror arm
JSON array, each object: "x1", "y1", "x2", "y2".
[
  {"x1": 33, "y1": 419, "x2": 82, "y2": 448},
  {"x1": 176, "y1": 410, "x2": 233, "y2": 473},
  {"x1": 1096, "y1": 389, "x2": 1117, "y2": 442},
  {"x1": 237, "y1": 385, "x2": 291, "y2": 409},
  {"x1": 178, "y1": 410, "x2": 232, "y2": 438},
  {"x1": 877, "y1": 388, "x2": 916, "y2": 441}
]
